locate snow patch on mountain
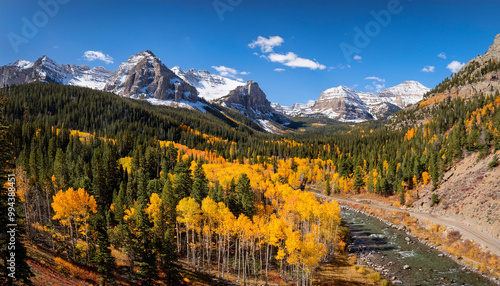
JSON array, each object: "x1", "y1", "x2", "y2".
[
  {"x1": 172, "y1": 66, "x2": 243, "y2": 101},
  {"x1": 147, "y1": 98, "x2": 208, "y2": 113},
  {"x1": 377, "y1": 80, "x2": 430, "y2": 108},
  {"x1": 2, "y1": 56, "x2": 113, "y2": 89},
  {"x1": 9, "y1": 60, "x2": 34, "y2": 70}
]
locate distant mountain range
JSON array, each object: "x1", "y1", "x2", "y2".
[
  {"x1": 272, "y1": 81, "x2": 429, "y2": 122},
  {"x1": 0, "y1": 50, "x2": 429, "y2": 129}
]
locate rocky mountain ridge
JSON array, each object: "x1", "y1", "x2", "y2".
[
  {"x1": 0, "y1": 56, "x2": 113, "y2": 89},
  {"x1": 215, "y1": 80, "x2": 289, "y2": 131},
  {"x1": 103, "y1": 51, "x2": 198, "y2": 102},
  {"x1": 1, "y1": 51, "x2": 428, "y2": 128}
]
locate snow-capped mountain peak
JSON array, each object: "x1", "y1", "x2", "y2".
[
  {"x1": 8, "y1": 60, "x2": 34, "y2": 70},
  {"x1": 377, "y1": 81, "x2": 430, "y2": 107},
  {"x1": 275, "y1": 81, "x2": 429, "y2": 122},
  {"x1": 172, "y1": 67, "x2": 243, "y2": 101},
  {"x1": 1, "y1": 55, "x2": 113, "y2": 89},
  {"x1": 103, "y1": 51, "x2": 198, "y2": 102},
  {"x1": 317, "y1": 85, "x2": 362, "y2": 101}
]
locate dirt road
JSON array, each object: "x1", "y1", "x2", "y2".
[{"x1": 314, "y1": 193, "x2": 500, "y2": 257}]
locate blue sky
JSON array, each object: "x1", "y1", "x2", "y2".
[{"x1": 1, "y1": 0, "x2": 499, "y2": 105}]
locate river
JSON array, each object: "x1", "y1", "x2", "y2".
[{"x1": 342, "y1": 209, "x2": 497, "y2": 285}]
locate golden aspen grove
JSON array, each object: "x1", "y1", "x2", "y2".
[{"x1": 1, "y1": 43, "x2": 500, "y2": 285}]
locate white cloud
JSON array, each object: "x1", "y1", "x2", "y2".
[
  {"x1": 438, "y1": 52, "x2": 447, "y2": 59},
  {"x1": 421, "y1": 66, "x2": 435, "y2": 72},
  {"x1": 353, "y1": 55, "x2": 362, "y2": 61},
  {"x1": 274, "y1": 68, "x2": 285, "y2": 72},
  {"x1": 364, "y1": 76, "x2": 385, "y2": 82},
  {"x1": 248, "y1": 36, "x2": 284, "y2": 53},
  {"x1": 250, "y1": 36, "x2": 326, "y2": 70},
  {"x1": 447, "y1": 61, "x2": 465, "y2": 73},
  {"x1": 253, "y1": 52, "x2": 259, "y2": 56},
  {"x1": 83, "y1": 50, "x2": 114, "y2": 64},
  {"x1": 337, "y1": 64, "x2": 351, "y2": 69},
  {"x1": 374, "y1": 83, "x2": 385, "y2": 93},
  {"x1": 364, "y1": 77, "x2": 385, "y2": 93},
  {"x1": 267, "y1": 52, "x2": 326, "y2": 70},
  {"x1": 211, "y1": 65, "x2": 248, "y2": 81}
]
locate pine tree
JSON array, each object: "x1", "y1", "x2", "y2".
[
  {"x1": 324, "y1": 174, "x2": 331, "y2": 196},
  {"x1": 134, "y1": 206, "x2": 157, "y2": 285},
  {"x1": 430, "y1": 152, "x2": 441, "y2": 189},
  {"x1": 161, "y1": 228, "x2": 181, "y2": 286},
  {"x1": 53, "y1": 148, "x2": 69, "y2": 189},
  {"x1": 91, "y1": 214, "x2": 115, "y2": 285},
  {"x1": 208, "y1": 180, "x2": 223, "y2": 203},
  {"x1": 161, "y1": 178, "x2": 177, "y2": 227},
  {"x1": 173, "y1": 161, "x2": 192, "y2": 200},
  {"x1": 191, "y1": 162, "x2": 209, "y2": 203},
  {"x1": 236, "y1": 173, "x2": 255, "y2": 218},
  {"x1": 353, "y1": 165, "x2": 364, "y2": 192},
  {"x1": 93, "y1": 150, "x2": 111, "y2": 209},
  {"x1": 113, "y1": 182, "x2": 126, "y2": 224}
]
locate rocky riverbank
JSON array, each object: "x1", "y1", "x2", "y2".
[{"x1": 341, "y1": 204, "x2": 500, "y2": 285}]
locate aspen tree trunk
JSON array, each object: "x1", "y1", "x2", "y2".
[
  {"x1": 207, "y1": 231, "x2": 212, "y2": 275},
  {"x1": 192, "y1": 229, "x2": 196, "y2": 270},
  {"x1": 252, "y1": 241, "x2": 257, "y2": 286},
  {"x1": 237, "y1": 238, "x2": 240, "y2": 281},
  {"x1": 186, "y1": 226, "x2": 190, "y2": 268},
  {"x1": 226, "y1": 233, "x2": 230, "y2": 280},
  {"x1": 265, "y1": 242, "x2": 270, "y2": 285},
  {"x1": 244, "y1": 241, "x2": 248, "y2": 286},
  {"x1": 221, "y1": 235, "x2": 225, "y2": 279},
  {"x1": 176, "y1": 222, "x2": 180, "y2": 253},
  {"x1": 259, "y1": 239, "x2": 263, "y2": 281},
  {"x1": 217, "y1": 234, "x2": 221, "y2": 278},
  {"x1": 296, "y1": 264, "x2": 299, "y2": 286},
  {"x1": 69, "y1": 220, "x2": 75, "y2": 259},
  {"x1": 333, "y1": 224, "x2": 338, "y2": 257}
]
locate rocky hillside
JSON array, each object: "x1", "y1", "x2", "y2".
[{"x1": 412, "y1": 151, "x2": 500, "y2": 240}]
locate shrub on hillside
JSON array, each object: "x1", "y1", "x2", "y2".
[
  {"x1": 431, "y1": 193, "x2": 440, "y2": 207},
  {"x1": 488, "y1": 155, "x2": 499, "y2": 169}
]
